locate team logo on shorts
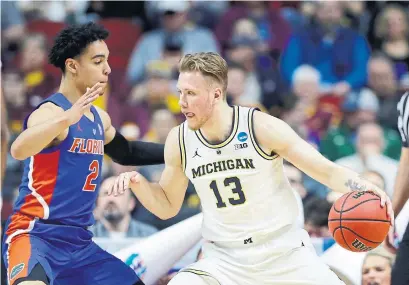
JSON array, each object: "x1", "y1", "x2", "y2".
[
  {"x1": 10, "y1": 263, "x2": 25, "y2": 280},
  {"x1": 237, "y1": 132, "x2": 248, "y2": 142},
  {"x1": 124, "y1": 253, "x2": 147, "y2": 279}
]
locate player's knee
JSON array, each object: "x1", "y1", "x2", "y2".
[
  {"x1": 15, "y1": 281, "x2": 47, "y2": 285},
  {"x1": 168, "y1": 272, "x2": 210, "y2": 285}
]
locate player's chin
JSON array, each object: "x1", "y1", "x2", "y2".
[{"x1": 187, "y1": 120, "x2": 200, "y2": 131}]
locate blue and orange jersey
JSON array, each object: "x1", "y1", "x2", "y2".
[{"x1": 6, "y1": 93, "x2": 105, "y2": 241}]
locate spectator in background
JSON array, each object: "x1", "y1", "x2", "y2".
[
  {"x1": 368, "y1": 54, "x2": 403, "y2": 130},
  {"x1": 320, "y1": 88, "x2": 402, "y2": 161},
  {"x1": 226, "y1": 61, "x2": 248, "y2": 106},
  {"x1": 362, "y1": 245, "x2": 395, "y2": 285},
  {"x1": 2, "y1": 70, "x2": 27, "y2": 135},
  {"x1": 290, "y1": 64, "x2": 339, "y2": 147},
  {"x1": 17, "y1": 1, "x2": 88, "y2": 24},
  {"x1": 91, "y1": 176, "x2": 157, "y2": 238},
  {"x1": 303, "y1": 196, "x2": 332, "y2": 238},
  {"x1": 215, "y1": 1, "x2": 291, "y2": 57},
  {"x1": 343, "y1": 1, "x2": 372, "y2": 36},
  {"x1": 335, "y1": 123, "x2": 398, "y2": 197},
  {"x1": 280, "y1": 1, "x2": 370, "y2": 95},
  {"x1": 20, "y1": 33, "x2": 59, "y2": 100},
  {"x1": 126, "y1": 0, "x2": 218, "y2": 84},
  {"x1": 128, "y1": 59, "x2": 181, "y2": 133},
  {"x1": 373, "y1": 4, "x2": 409, "y2": 81},
  {"x1": 225, "y1": 21, "x2": 282, "y2": 111},
  {"x1": 1, "y1": 1, "x2": 25, "y2": 65},
  {"x1": 143, "y1": 107, "x2": 178, "y2": 146}
]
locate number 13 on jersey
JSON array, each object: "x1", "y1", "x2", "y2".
[{"x1": 210, "y1": 177, "x2": 246, "y2": 208}]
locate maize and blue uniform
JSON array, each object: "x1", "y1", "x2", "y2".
[{"x1": 2, "y1": 93, "x2": 140, "y2": 285}]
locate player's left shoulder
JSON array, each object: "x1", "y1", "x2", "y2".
[
  {"x1": 252, "y1": 109, "x2": 283, "y2": 134},
  {"x1": 252, "y1": 109, "x2": 296, "y2": 150},
  {"x1": 93, "y1": 105, "x2": 111, "y2": 131}
]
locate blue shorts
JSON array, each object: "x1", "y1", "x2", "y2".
[{"x1": 3, "y1": 220, "x2": 140, "y2": 285}]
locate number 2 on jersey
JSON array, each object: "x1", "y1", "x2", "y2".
[
  {"x1": 83, "y1": 160, "x2": 99, "y2": 192},
  {"x1": 210, "y1": 177, "x2": 246, "y2": 208}
]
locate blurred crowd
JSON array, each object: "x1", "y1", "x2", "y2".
[{"x1": 2, "y1": 1, "x2": 409, "y2": 284}]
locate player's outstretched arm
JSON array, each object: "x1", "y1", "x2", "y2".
[
  {"x1": 109, "y1": 127, "x2": 189, "y2": 220},
  {"x1": 10, "y1": 83, "x2": 102, "y2": 160},
  {"x1": 253, "y1": 111, "x2": 394, "y2": 220},
  {"x1": 95, "y1": 106, "x2": 165, "y2": 166}
]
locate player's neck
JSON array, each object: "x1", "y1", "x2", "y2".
[
  {"x1": 58, "y1": 77, "x2": 83, "y2": 105},
  {"x1": 200, "y1": 103, "x2": 234, "y2": 143}
]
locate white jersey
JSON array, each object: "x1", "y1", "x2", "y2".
[{"x1": 179, "y1": 106, "x2": 299, "y2": 243}]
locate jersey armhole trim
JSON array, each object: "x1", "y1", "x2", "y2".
[
  {"x1": 179, "y1": 268, "x2": 222, "y2": 285},
  {"x1": 248, "y1": 108, "x2": 278, "y2": 160},
  {"x1": 178, "y1": 123, "x2": 187, "y2": 172}
]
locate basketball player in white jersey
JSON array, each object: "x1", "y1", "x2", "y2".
[{"x1": 111, "y1": 52, "x2": 393, "y2": 285}]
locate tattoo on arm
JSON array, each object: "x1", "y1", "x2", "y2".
[{"x1": 345, "y1": 179, "x2": 367, "y2": 191}]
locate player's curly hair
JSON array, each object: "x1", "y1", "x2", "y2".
[{"x1": 49, "y1": 22, "x2": 109, "y2": 72}]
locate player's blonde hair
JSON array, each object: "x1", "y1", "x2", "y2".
[{"x1": 179, "y1": 52, "x2": 228, "y2": 97}]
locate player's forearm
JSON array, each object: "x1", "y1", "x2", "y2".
[
  {"x1": 130, "y1": 182, "x2": 178, "y2": 220},
  {"x1": 11, "y1": 116, "x2": 70, "y2": 160},
  {"x1": 328, "y1": 164, "x2": 373, "y2": 194},
  {"x1": 392, "y1": 155, "x2": 409, "y2": 217}
]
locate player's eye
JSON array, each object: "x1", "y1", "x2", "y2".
[
  {"x1": 188, "y1": 91, "x2": 195, "y2": 95},
  {"x1": 94, "y1": 61, "x2": 102, "y2": 65}
]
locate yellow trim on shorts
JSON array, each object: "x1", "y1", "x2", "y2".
[
  {"x1": 179, "y1": 268, "x2": 222, "y2": 285},
  {"x1": 248, "y1": 108, "x2": 278, "y2": 160},
  {"x1": 178, "y1": 123, "x2": 187, "y2": 172},
  {"x1": 195, "y1": 105, "x2": 239, "y2": 149}
]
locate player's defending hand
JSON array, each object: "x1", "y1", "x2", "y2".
[
  {"x1": 64, "y1": 82, "x2": 102, "y2": 125},
  {"x1": 108, "y1": 171, "x2": 147, "y2": 197}
]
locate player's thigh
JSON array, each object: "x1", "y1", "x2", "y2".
[
  {"x1": 272, "y1": 246, "x2": 345, "y2": 285},
  {"x1": 57, "y1": 242, "x2": 141, "y2": 285},
  {"x1": 392, "y1": 226, "x2": 409, "y2": 285},
  {"x1": 4, "y1": 235, "x2": 51, "y2": 285},
  {"x1": 168, "y1": 271, "x2": 217, "y2": 285}
]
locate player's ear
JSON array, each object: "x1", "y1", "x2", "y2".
[
  {"x1": 65, "y1": 58, "x2": 78, "y2": 75},
  {"x1": 213, "y1": 88, "x2": 222, "y2": 102}
]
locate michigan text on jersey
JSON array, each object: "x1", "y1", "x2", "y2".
[{"x1": 191, "y1": 158, "x2": 255, "y2": 178}]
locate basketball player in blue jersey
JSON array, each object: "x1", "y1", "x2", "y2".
[
  {"x1": 2, "y1": 23, "x2": 164, "y2": 285},
  {"x1": 112, "y1": 52, "x2": 394, "y2": 285}
]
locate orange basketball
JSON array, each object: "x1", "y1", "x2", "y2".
[{"x1": 328, "y1": 191, "x2": 391, "y2": 252}]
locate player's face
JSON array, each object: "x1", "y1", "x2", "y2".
[
  {"x1": 177, "y1": 71, "x2": 220, "y2": 130},
  {"x1": 361, "y1": 255, "x2": 391, "y2": 285},
  {"x1": 75, "y1": 40, "x2": 111, "y2": 96}
]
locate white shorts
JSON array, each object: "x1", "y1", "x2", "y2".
[{"x1": 169, "y1": 227, "x2": 345, "y2": 285}]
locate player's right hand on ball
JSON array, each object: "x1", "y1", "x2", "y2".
[{"x1": 64, "y1": 82, "x2": 103, "y2": 125}]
